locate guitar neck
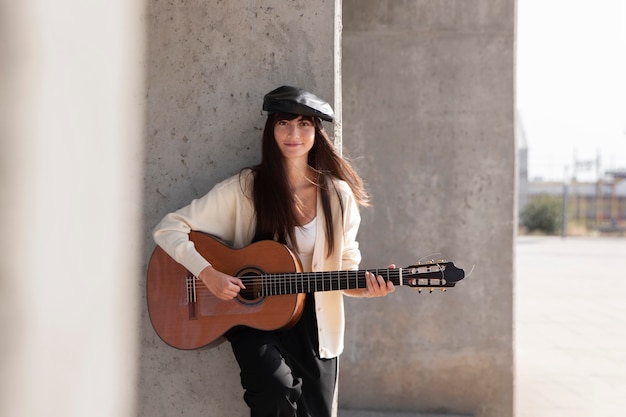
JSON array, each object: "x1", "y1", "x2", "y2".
[
  {"x1": 239, "y1": 261, "x2": 456, "y2": 296},
  {"x1": 248, "y1": 269, "x2": 400, "y2": 296}
]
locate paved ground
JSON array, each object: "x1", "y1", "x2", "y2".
[
  {"x1": 515, "y1": 236, "x2": 626, "y2": 417},
  {"x1": 339, "y1": 236, "x2": 626, "y2": 417}
]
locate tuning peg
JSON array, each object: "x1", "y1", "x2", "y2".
[
  {"x1": 429, "y1": 288, "x2": 433, "y2": 294},
  {"x1": 440, "y1": 288, "x2": 447, "y2": 292}
]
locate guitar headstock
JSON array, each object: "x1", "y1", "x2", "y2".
[{"x1": 402, "y1": 260, "x2": 465, "y2": 292}]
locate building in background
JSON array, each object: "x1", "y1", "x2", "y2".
[{"x1": 518, "y1": 137, "x2": 626, "y2": 234}]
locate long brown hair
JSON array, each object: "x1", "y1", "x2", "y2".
[{"x1": 250, "y1": 112, "x2": 369, "y2": 257}]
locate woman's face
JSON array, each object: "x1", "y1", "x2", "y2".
[{"x1": 273, "y1": 115, "x2": 316, "y2": 162}]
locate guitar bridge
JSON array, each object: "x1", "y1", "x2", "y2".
[{"x1": 186, "y1": 273, "x2": 198, "y2": 320}]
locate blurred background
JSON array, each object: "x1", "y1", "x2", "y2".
[{"x1": 517, "y1": 0, "x2": 626, "y2": 237}]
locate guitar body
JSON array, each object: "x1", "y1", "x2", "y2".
[{"x1": 147, "y1": 232, "x2": 305, "y2": 350}]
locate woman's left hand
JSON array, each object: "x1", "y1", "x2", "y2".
[{"x1": 344, "y1": 264, "x2": 396, "y2": 298}]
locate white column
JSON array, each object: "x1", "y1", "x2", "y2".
[{"x1": 0, "y1": 2, "x2": 144, "y2": 417}]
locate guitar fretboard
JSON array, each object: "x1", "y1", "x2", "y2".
[{"x1": 252, "y1": 269, "x2": 403, "y2": 296}]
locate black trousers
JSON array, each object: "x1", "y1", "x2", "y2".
[{"x1": 228, "y1": 296, "x2": 338, "y2": 417}]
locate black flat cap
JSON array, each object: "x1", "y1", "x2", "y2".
[{"x1": 263, "y1": 85, "x2": 334, "y2": 122}]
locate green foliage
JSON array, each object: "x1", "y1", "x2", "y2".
[{"x1": 521, "y1": 195, "x2": 563, "y2": 234}]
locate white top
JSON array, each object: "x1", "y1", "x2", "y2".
[{"x1": 294, "y1": 217, "x2": 317, "y2": 272}]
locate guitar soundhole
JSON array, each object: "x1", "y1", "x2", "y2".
[{"x1": 237, "y1": 267, "x2": 265, "y2": 304}]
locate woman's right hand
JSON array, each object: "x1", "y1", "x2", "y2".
[{"x1": 197, "y1": 265, "x2": 246, "y2": 300}]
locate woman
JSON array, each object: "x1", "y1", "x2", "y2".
[{"x1": 153, "y1": 85, "x2": 394, "y2": 417}]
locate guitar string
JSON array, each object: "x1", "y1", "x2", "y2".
[
  {"x1": 187, "y1": 266, "x2": 453, "y2": 293},
  {"x1": 187, "y1": 270, "x2": 405, "y2": 290},
  {"x1": 238, "y1": 270, "x2": 396, "y2": 293},
  {"x1": 237, "y1": 269, "x2": 404, "y2": 284}
]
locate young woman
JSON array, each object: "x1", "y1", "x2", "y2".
[{"x1": 153, "y1": 85, "x2": 394, "y2": 417}]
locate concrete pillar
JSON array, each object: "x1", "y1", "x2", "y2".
[
  {"x1": 0, "y1": 1, "x2": 144, "y2": 417},
  {"x1": 139, "y1": 1, "x2": 340, "y2": 416},
  {"x1": 340, "y1": 1, "x2": 515, "y2": 417}
]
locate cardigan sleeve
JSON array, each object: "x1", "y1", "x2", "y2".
[{"x1": 152, "y1": 171, "x2": 255, "y2": 277}]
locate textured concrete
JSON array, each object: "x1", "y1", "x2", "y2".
[
  {"x1": 139, "y1": 1, "x2": 338, "y2": 417},
  {"x1": 139, "y1": 1, "x2": 515, "y2": 417},
  {"x1": 340, "y1": 1, "x2": 515, "y2": 417}
]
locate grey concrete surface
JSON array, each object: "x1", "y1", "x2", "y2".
[
  {"x1": 139, "y1": 2, "x2": 338, "y2": 417},
  {"x1": 340, "y1": 1, "x2": 515, "y2": 417},
  {"x1": 140, "y1": 1, "x2": 515, "y2": 417},
  {"x1": 515, "y1": 236, "x2": 626, "y2": 417}
]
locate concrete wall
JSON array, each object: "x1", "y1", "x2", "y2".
[
  {"x1": 138, "y1": 1, "x2": 339, "y2": 416},
  {"x1": 139, "y1": 1, "x2": 515, "y2": 417},
  {"x1": 339, "y1": 1, "x2": 515, "y2": 417}
]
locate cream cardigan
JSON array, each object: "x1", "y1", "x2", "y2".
[{"x1": 152, "y1": 169, "x2": 362, "y2": 358}]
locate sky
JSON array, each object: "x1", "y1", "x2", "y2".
[{"x1": 516, "y1": 0, "x2": 626, "y2": 182}]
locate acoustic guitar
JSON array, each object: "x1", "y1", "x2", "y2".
[{"x1": 146, "y1": 232, "x2": 465, "y2": 350}]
